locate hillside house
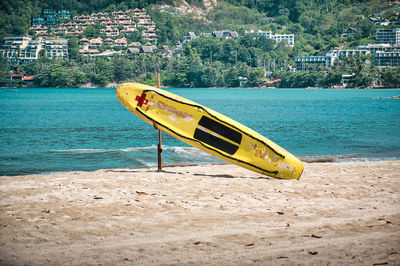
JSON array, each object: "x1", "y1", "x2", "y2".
[
  {"x1": 129, "y1": 42, "x2": 141, "y2": 47},
  {"x1": 100, "y1": 28, "x2": 119, "y2": 37},
  {"x1": 89, "y1": 38, "x2": 103, "y2": 48},
  {"x1": 133, "y1": 8, "x2": 147, "y2": 16},
  {"x1": 79, "y1": 49, "x2": 100, "y2": 56},
  {"x1": 77, "y1": 22, "x2": 92, "y2": 30},
  {"x1": 114, "y1": 37, "x2": 127, "y2": 47},
  {"x1": 341, "y1": 27, "x2": 357, "y2": 38},
  {"x1": 52, "y1": 26, "x2": 68, "y2": 35},
  {"x1": 101, "y1": 20, "x2": 115, "y2": 28},
  {"x1": 160, "y1": 45, "x2": 172, "y2": 57},
  {"x1": 68, "y1": 30, "x2": 84, "y2": 36},
  {"x1": 137, "y1": 14, "x2": 152, "y2": 22},
  {"x1": 103, "y1": 38, "x2": 114, "y2": 46},
  {"x1": 112, "y1": 10, "x2": 127, "y2": 16},
  {"x1": 115, "y1": 15, "x2": 132, "y2": 25},
  {"x1": 5, "y1": 74, "x2": 34, "y2": 85},
  {"x1": 140, "y1": 46, "x2": 155, "y2": 55},
  {"x1": 121, "y1": 28, "x2": 138, "y2": 34},
  {"x1": 245, "y1": 30, "x2": 294, "y2": 46},
  {"x1": 79, "y1": 38, "x2": 89, "y2": 43},
  {"x1": 213, "y1": 30, "x2": 238, "y2": 39},
  {"x1": 90, "y1": 12, "x2": 109, "y2": 19},
  {"x1": 137, "y1": 21, "x2": 156, "y2": 30},
  {"x1": 30, "y1": 26, "x2": 48, "y2": 36},
  {"x1": 183, "y1": 32, "x2": 197, "y2": 44},
  {"x1": 73, "y1": 15, "x2": 90, "y2": 21},
  {"x1": 142, "y1": 33, "x2": 158, "y2": 44},
  {"x1": 97, "y1": 17, "x2": 108, "y2": 22},
  {"x1": 127, "y1": 48, "x2": 140, "y2": 57},
  {"x1": 5, "y1": 73, "x2": 25, "y2": 81}
]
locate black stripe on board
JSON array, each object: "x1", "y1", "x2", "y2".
[
  {"x1": 198, "y1": 116, "x2": 242, "y2": 145},
  {"x1": 194, "y1": 128, "x2": 239, "y2": 155}
]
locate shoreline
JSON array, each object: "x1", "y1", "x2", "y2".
[
  {"x1": 2, "y1": 85, "x2": 400, "y2": 90},
  {"x1": 1, "y1": 161, "x2": 399, "y2": 265},
  {"x1": 3, "y1": 156, "x2": 400, "y2": 177}
]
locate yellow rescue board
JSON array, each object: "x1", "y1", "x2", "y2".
[{"x1": 116, "y1": 83, "x2": 304, "y2": 180}]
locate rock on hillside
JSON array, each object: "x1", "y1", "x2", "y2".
[{"x1": 156, "y1": 0, "x2": 217, "y2": 20}]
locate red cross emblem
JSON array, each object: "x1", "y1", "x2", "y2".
[{"x1": 135, "y1": 92, "x2": 149, "y2": 107}]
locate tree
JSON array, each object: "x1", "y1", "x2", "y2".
[
  {"x1": 381, "y1": 68, "x2": 400, "y2": 88},
  {"x1": 68, "y1": 37, "x2": 79, "y2": 60},
  {"x1": 247, "y1": 67, "x2": 265, "y2": 87},
  {"x1": 357, "y1": 19, "x2": 375, "y2": 39}
]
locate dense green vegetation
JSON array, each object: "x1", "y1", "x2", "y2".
[{"x1": 1, "y1": 0, "x2": 400, "y2": 88}]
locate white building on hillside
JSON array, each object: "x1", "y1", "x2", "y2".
[{"x1": 245, "y1": 30, "x2": 295, "y2": 46}]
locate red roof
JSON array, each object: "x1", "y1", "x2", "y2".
[
  {"x1": 6, "y1": 74, "x2": 24, "y2": 78},
  {"x1": 115, "y1": 38, "x2": 127, "y2": 44},
  {"x1": 79, "y1": 49, "x2": 100, "y2": 54},
  {"x1": 265, "y1": 78, "x2": 282, "y2": 83},
  {"x1": 22, "y1": 75, "x2": 34, "y2": 81},
  {"x1": 90, "y1": 39, "x2": 102, "y2": 44}
]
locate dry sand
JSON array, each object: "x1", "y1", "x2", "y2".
[{"x1": 1, "y1": 161, "x2": 399, "y2": 265}]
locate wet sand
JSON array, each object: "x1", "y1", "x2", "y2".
[{"x1": 1, "y1": 161, "x2": 399, "y2": 265}]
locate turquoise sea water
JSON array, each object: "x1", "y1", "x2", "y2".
[{"x1": 1, "y1": 88, "x2": 400, "y2": 175}]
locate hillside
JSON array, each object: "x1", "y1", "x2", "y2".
[
  {"x1": 0, "y1": 0, "x2": 392, "y2": 47},
  {"x1": 1, "y1": 0, "x2": 399, "y2": 88}
]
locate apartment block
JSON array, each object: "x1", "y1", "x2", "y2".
[
  {"x1": 44, "y1": 38, "x2": 68, "y2": 58},
  {"x1": 1, "y1": 36, "x2": 68, "y2": 64},
  {"x1": 376, "y1": 28, "x2": 400, "y2": 45},
  {"x1": 373, "y1": 50, "x2": 400, "y2": 68},
  {"x1": 295, "y1": 56, "x2": 330, "y2": 70}
]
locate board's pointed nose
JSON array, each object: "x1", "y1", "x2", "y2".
[
  {"x1": 116, "y1": 83, "x2": 129, "y2": 107},
  {"x1": 116, "y1": 83, "x2": 127, "y2": 97}
]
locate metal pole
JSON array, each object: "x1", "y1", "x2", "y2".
[
  {"x1": 157, "y1": 72, "x2": 162, "y2": 172},
  {"x1": 158, "y1": 129, "x2": 162, "y2": 172}
]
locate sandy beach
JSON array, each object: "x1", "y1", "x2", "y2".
[{"x1": 1, "y1": 161, "x2": 399, "y2": 265}]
